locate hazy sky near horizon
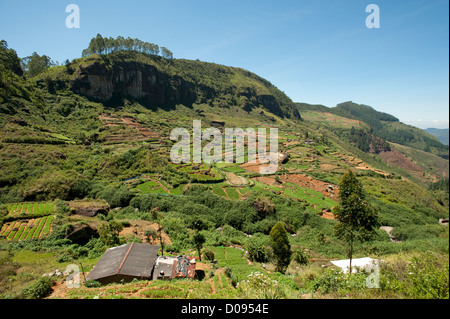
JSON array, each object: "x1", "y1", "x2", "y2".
[{"x1": 1, "y1": 0, "x2": 448, "y2": 129}]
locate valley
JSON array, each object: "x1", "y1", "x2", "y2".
[{"x1": 0, "y1": 38, "x2": 448, "y2": 300}]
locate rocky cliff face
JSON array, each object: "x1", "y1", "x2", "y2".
[
  {"x1": 68, "y1": 55, "x2": 301, "y2": 119},
  {"x1": 70, "y1": 60, "x2": 197, "y2": 108}
]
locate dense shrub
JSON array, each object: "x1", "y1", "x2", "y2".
[
  {"x1": 202, "y1": 248, "x2": 215, "y2": 262},
  {"x1": 292, "y1": 248, "x2": 308, "y2": 265},
  {"x1": 237, "y1": 272, "x2": 288, "y2": 299},
  {"x1": 98, "y1": 184, "x2": 133, "y2": 208},
  {"x1": 246, "y1": 233, "x2": 269, "y2": 262},
  {"x1": 84, "y1": 280, "x2": 101, "y2": 288},
  {"x1": 17, "y1": 277, "x2": 54, "y2": 299},
  {"x1": 306, "y1": 268, "x2": 368, "y2": 294},
  {"x1": 380, "y1": 252, "x2": 449, "y2": 299},
  {"x1": 391, "y1": 224, "x2": 445, "y2": 241}
]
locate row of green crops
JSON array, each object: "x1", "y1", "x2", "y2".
[
  {"x1": 5, "y1": 202, "x2": 55, "y2": 217},
  {"x1": 283, "y1": 183, "x2": 337, "y2": 210},
  {"x1": 0, "y1": 215, "x2": 54, "y2": 240},
  {"x1": 133, "y1": 180, "x2": 185, "y2": 195}
]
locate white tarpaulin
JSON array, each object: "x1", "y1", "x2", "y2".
[{"x1": 330, "y1": 257, "x2": 379, "y2": 273}]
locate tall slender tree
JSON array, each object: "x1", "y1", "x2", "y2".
[
  {"x1": 160, "y1": 47, "x2": 173, "y2": 60},
  {"x1": 269, "y1": 222, "x2": 292, "y2": 273},
  {"x1": 151, "y1": 207, "x2": 165, "y2": 256},
  {"x1": 191, "y1": 229, "x2": 205, "y2": 261},
  {"x1": 333, "y1": 170, "x2": 379, "y2": 273}
]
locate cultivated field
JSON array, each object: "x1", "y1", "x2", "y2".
[{"x1": 0, "y1": 202, "x2": 55, "y2": 240}]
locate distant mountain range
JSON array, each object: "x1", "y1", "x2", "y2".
[
  {"x1": 425, "y1": 128, "x2": 449, "y2": 146},
  {"x1": 296, "y1": 101, "x2": 448, "y2": 156}
]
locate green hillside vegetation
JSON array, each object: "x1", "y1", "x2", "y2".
[
  {"x1": 297, "y1": 102, "x2": 448, "y2": 157},
  {"x1": 0, "y1": 37, "x2": 448, "y2": 299},
  {"x1": 425, "y1": 128, "x2": 449, "y2": 146}
]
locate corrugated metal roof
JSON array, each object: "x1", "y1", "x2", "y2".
[
  {"x1": 86, "y1": 243, "x2": 159, "y2": 282},
  {"x1": 120, "y1": 243, "x2": 158, "y2": 277}
]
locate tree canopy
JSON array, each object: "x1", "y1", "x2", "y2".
[
  {"x1": 269, "y1": 222, "x2": 292, "y2": 273},
  {"x1": 20, "y1": 52, "x2": 55, "y2": 78},
  {"x1": 82, "y1": 34, "x2": 173, "y2": 59},
  {"x1": 0, "y1": 40, "x2": 23, "y2": 77}
]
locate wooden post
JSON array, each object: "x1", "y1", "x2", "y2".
[{"x1": 79, "y1": 262, "x2": 86, "y2": 282}]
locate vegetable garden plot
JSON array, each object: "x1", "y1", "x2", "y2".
[
  {"x1": 0, "y1": 215, "x2": 54, "y2": 240},
  {"x1": 223, "y1": 187, "x2": 240, "y2": 200},
  {"x1": 133, "y1": 180, "x2": 170, "y2": 194},
  {"x1": 0, "y1": 202, "x2": 55, "y2": 241},
  {"x1": 5, "y1": 202, "x2": 55, "y2": 217}
]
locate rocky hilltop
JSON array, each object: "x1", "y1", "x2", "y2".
[
  {"x1": 70, "y1": 60, "x2": 197, "y2": 108},
  {"x1": 66, "y1": 51, "x2": 301, "y2": 119}
]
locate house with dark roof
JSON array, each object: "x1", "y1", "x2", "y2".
[
  {"x1": 85, "y1": 243, "x2": 197, "y2": 285},
  {"x1": 85, "y1": 242, "x2": 159, "y2": 285}
]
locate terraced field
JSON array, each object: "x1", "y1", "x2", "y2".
[
  {"x1": 4, "y1": 202, "x2": 55, "y2": 217},
  {"x1": 132, "y1": 179, "x2": 185, "y2": 195},
  {"x1": 0, "y1": 202, "x2": 55, "y2": 240},
  {"x1": 0, "y1": 215, "x2": 54, "y2": 240}
]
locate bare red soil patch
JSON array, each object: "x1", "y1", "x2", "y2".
[
  {"x1": 99, "y1": 113, "x2": 160, "y2": 143},
  {"x1": 378, "y1": 149, "x2": 423, "y2": 172}
]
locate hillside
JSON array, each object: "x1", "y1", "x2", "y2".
[
  {"x1": 297, "y1": 101, "x2": 448, "y2": 156},
  {"x1": 50, "y1": 51, "x2": 300, "y2": 119},
  {"x1": 297, "y1": 102, "x2": 449, "y2": 183},
  {"x1": 0, "y1": 40, "x2": 448, "y2": 300},
  {"x1": 426, "y1": 128, "x2": 449, "y2": 146}
]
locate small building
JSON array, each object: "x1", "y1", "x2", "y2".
[
  {"x1": 153, "y1": 255, "x2": 196, "y2": 280},
  {"x1": 85, "y1": 243, "x2": 159, "y2": 285},
  {"x1": 330, "y1": 257, "x2": 380, "y2": 274}
]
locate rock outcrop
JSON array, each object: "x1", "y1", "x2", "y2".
[
  {"x1": 70, "y1": 61, "x2": 196, "y2": 108},
  {"x1": 65, "y1": 224, "x2": 99, "y2": 245},
  {"x1": 67, "y1": 53, "x2": 301, "y2": 119}
]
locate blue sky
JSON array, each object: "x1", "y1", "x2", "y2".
[{"x1": 1, "y1": 0, "x2": 448, "y2": 129}]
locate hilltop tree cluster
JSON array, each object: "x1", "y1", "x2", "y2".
[
  {"x1": 81, "y1": 34, "x2": 173, "y2": 59},
  {"x1": 20, "y1": 52, "x2": 56, "y2": 78},
  {"x1": 0, "y1": 40, "x2": 23, "y2": 77}
]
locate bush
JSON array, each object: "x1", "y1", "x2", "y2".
[
  {"x1": 292, "y1": 248, "x2": 308, "y2": 265},
  {"x1": 237, "y1": 272, "x2": 287, "y2": 299},
  {"x1": 84, "y1": 280, "x2": 102, "y2": 288},
  {"x1": 202, "y1": 249, "x2": 215, "y2": 262},
  {"x1": 307, "y1": 268, "x2": 367, "y2": 295},
  {"x1": 391, "y1": 224, "x2": 445, "y2": 241},
  {"x1": 98, "y1": 220, "x2": 124, "y2": 246},
  {"x1": 246, "y1": 233, "x2": 269, "y2": 263},
  {"x1": 380, "y1": 252, "x2": 449, "y2": 299},
  {"x1": 98, "y1": 184, "x2": 133, "y2": 208},
  {"x1": 17, "y1": 277, "x2": 54, "y2": 299},
  {"x1": 0, "y1": 204, "x2": 8, "y2": 219}
]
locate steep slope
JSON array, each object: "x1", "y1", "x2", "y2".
[
  {"x1": 425, "y1": 128, "x2": 449, "y2": 146},
  {"x1": 296, "y1": 102, "x2": 449, "y2": 184},
  {"x1": 297, "y1": 101, "x2": 448, "y2": 157},
  {"x1": 49, "y1": 51, "x2": 301, "y2": 120}
]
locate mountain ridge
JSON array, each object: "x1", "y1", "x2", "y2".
[
  {"x1": 425, "y1": 128, "x2": 449, "y2": 146},
  {"x1": 296, "y1": 101, "x2": 448, "y2": 157},
  {"x1": 64, "y1": 51, "x2": 302, "y2": 120}
]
